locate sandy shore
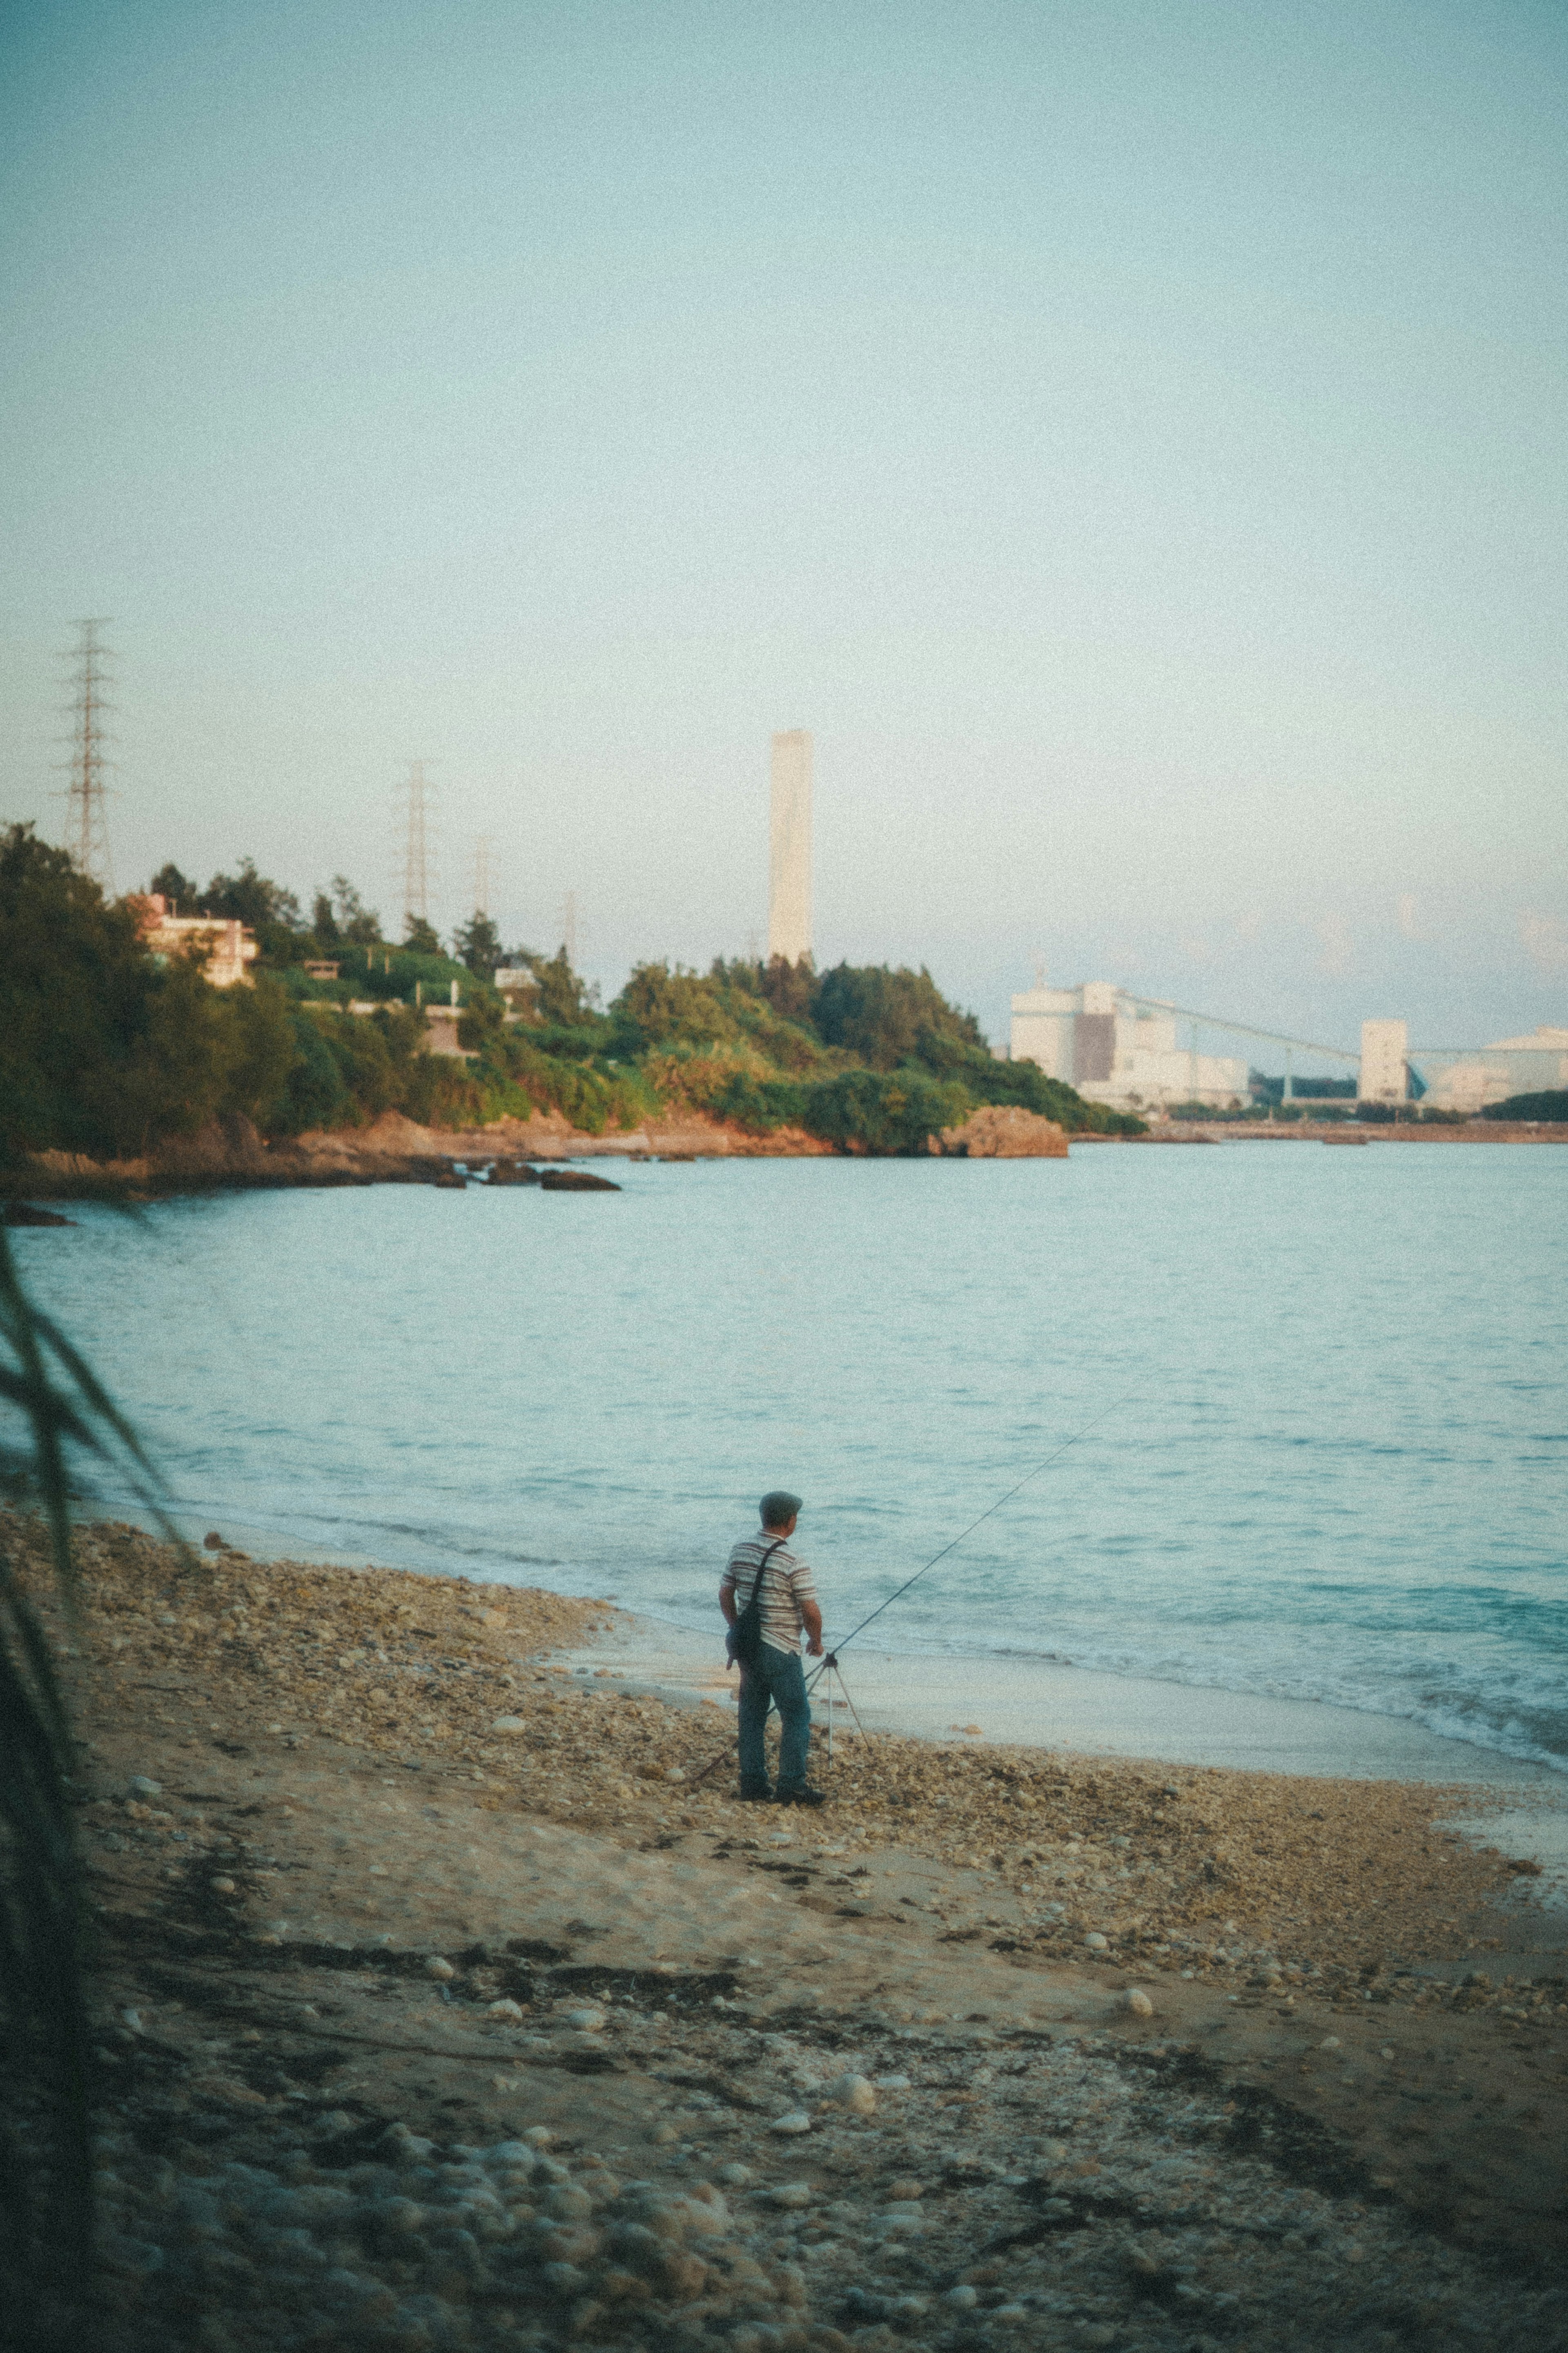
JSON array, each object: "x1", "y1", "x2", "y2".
[{"x1": 14, "y1": 1514, "x2": 1568, "y2": 2351}]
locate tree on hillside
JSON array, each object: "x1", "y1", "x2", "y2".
[
  {"x1": 520, "y1": 946, "x2": 598, "y2": 1025},
  {"x1": 0, "y1": 825, "x2": 298, "y2": 1161},
  {"x1": 759, "y1": 953, "x2": 816, "y2": 1025},
  {"x1": 330, "y1": 877, "x2": 381, "y2": 946},
  {"x1": 197, "y1": 857, "x2": 302, "y2": 933},
  {"x1": 402, "y1": 914, "x2": 442, "y2": 955},
  {"x1": 453, "y1": 912, "x2": 503, "y2": 981},
  {"x1": 708, "y1": 954, "x2": 816, "y2": 1026},
  {"x1": 811, "y1": 963, "x2": 986, "y2": 1070},
  {"x1": 148, "y1": 862, "x2": 199, "y2": 912},
  {"x1": 614, "y1": 962, "x2": 739, "y2": 1048},
  {"x1": 312, "y1": 877, "x2": 381, "y2": 950}
]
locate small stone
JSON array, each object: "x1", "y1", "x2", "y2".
[
  {"x1": 717, "y1": 2163, "x2": 753, "y2": 2187},
  {"x1": 126, "y1": 1776, "x2": 162, "y2": 1800},
  {"x1": 564, "y1": 2006, "x2": 606, "y2": 2032},
  {"x1": 489, "y1": 1998, "x2": 526, "y2": 2022},
  {"x1": 425, "y1": 1956, "x2": 456, "y2": 1981},
  {"x1": 1084, "y1": 1933, "x2": 1109, "y2": 1953},
  {"x1": 664, "y1": 1766, "x2": 686, "y2": 1782},
  {"x1": 649, "y1": 2123, "x2": 681, "y2": 2145},
  {"x1": 210, "y1": 1876, "x2": 236, "y2": 1895},
  {"x1": 886, "y1": 2178, "x2": 924, "y2": 2201},
  {"x1": 1123, "y1": 1989, "x2": 1154, "y2": 2017},
  {"x1": 770, "y1": 2111, "x2": 813, "y2": 2135},
  {"x1": 873, "y1": 2073, "x2": 911, "y2": 2091},
  {"x1": 522, "y1": 2126, "x2": 555, "y2": 2148},
  {"x1": 772, "y1": 2182, "x2": 815, "y2": 2208},
  {"x1": 826, "y1": 2073, "x2": 876, "y2": 2114},
  {"x1": 1320, "y1": 2036, "x2": 1341, "y2": 2050},
  {"x1": 491, "y1": 1715, "x2": 528, "y2": 1734},
  {"x1": 1380, "y1": 2045, "x2": 1396, "y2": 2061},
  {"x1": 944, "y1": 2285, "x2": 979, "y2": 2310}
]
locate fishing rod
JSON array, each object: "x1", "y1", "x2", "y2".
[
  {"x1": 805, "y1": 1389, "x2": 1127, "y2": 1695},
  {"x1": 681, "y1": 1393, "x2": 1128, "y2": 1792}
]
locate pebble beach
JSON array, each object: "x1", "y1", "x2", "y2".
[{"x1": 18, "y1": 1514, "x2": 1568, "y2": 2352}]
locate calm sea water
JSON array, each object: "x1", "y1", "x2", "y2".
[{"x1": 13, "y1": 1146, "x2": 1566, "y2": 1771}]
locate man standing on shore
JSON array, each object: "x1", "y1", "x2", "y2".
[{"x1": 720, "y1": 1490, "x2": 826, "y2": 1807}]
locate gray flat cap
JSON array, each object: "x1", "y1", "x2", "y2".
[{"x1": 760, "y1": 1490, "x2": 802, "y2": 1528}]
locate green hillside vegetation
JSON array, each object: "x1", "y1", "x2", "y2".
[
  {"x1": 1479, "y1": 1090, "x2": 1568, "y2": 1122},
  {"x1": 0, "y1": 825, "x2": 1143, "y2": 1162}
]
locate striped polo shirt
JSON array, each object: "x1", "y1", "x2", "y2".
[{"x1": 722, "y1": 1532, "x2": 818, "y2": 1657}]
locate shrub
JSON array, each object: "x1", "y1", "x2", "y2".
[
  {"x1": 713, "y1": 1070, "x2": 808, "y2": 1133},
  {"x1": 801, "y1": 1068, "x2": 971, "y2": 1155}
]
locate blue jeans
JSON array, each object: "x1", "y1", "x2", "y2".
[{"x1": 738, "y1": 1644, "x2": 811, "y2": 1792}]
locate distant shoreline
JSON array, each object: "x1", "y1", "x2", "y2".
[{"x1": 6, "y1": 1107, "x2": 1565, "y2": 1203}]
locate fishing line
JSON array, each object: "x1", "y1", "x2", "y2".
[
  {"x1": 686, "y1": 1392, "x2": 1127, "y2": 1795},
  {"x1": 805, "y1": 1387, "x2": 1128, "y2": 1693}
]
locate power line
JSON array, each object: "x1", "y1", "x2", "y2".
[{"x1": 60, "y1": 619, "x2": 115, "y2": 890}]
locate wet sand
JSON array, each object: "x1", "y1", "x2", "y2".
[
  {"x1": 16, "y1": 1514, "x2": 1568, "y2": 2350},
  {"x1": 557, "y1": 1612, "x2": 1568, "y2": 1790}
]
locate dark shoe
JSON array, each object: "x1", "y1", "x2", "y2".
[
  {"x1": 776, "y1": 1785, "x2": 827, "y2": 1808},
  {"x1": 737, "y1": 1783, "x2": 774, "y2": 1802}
]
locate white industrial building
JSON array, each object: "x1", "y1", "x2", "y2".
[
  {"x1": 1010, "y1": 980, "x2": 1248, "y2": 1110},
  {"x1": 1357, "y1": 1017, "x2": 1568, "y2": 1109},
  {"x1": 1358, "y1": 1019, "x2": 1409, "y2": 1104},
  {"x1": 768, "y1": 729, "x2": 812, "y2": 964},
  {"x1": 1412, "y1": 1026, "x2": 1568, "y2": 1112}
]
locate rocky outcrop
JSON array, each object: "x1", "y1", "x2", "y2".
[
  {"x1": 538, "y1": 1167, "x2": 621, "y2": 1193},
  {"x1": 938, "y1": 1105, "x2": 1070, "y2": 1158},
  {"x1": 11, "y1": 1105, "x2": 837, "y2": 1198}
]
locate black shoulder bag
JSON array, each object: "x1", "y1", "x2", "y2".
[{"x1": 727, "y1": 1539, "x2": 787, "y2": 1671}]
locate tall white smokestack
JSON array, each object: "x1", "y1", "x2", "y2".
[{"x1": 768, "y1": 729, "x2": 813, "y2": 964}]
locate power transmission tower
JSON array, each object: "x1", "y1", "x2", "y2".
[
  {"x1": 396, "y1": 761, "x2": 435, "y2": 930},
  {"x1": 560, "y1": 889, "x2": 578, "y2": 966},
  {"x1": 61, "y1": 619, "x2": 115, "y2": 889},
  {"x1": 472, "y1": 833, "x2": 492, "y2": 917}
]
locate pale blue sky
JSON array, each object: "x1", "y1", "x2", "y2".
[{"x1": 2, "y1": 0, "x2": 1564, "y2": 1053}]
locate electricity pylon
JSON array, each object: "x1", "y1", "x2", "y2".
[
  {"x1": 473, "y1": 833, "x2": 492, "y2": 917},
  {"x1": 62, "y1": 619, "x2": 115, "y2": 888},
  {"x1": 397, "y1": 761, "x2": 435, "y2": 931}
]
